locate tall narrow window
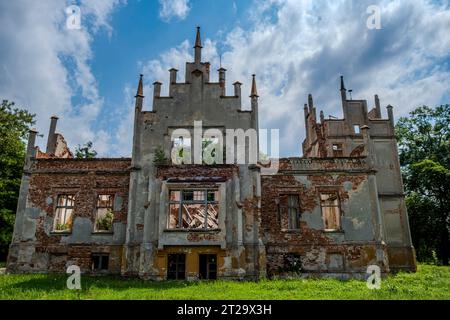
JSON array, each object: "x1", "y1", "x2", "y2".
[
  {"x1": 279, "y1": 194, "x2": 301, "y2": 230},
  {"x1": 199, "y1": 254, "x2": 217, "y2": 280},
  {"x1": 354, "y1": 125, "x2": 361, "y2": 134},
  {"x1": 95, "y1": 195, "x2": 114, "y2": 232},
  {"x1": 287, "y1": 195, "x2": 300, "y2": 229},
  {"x1": 167, "y1": 254, "x2": 186, "y2": 280},
  {"x1": 168, "y1": 189, "x2": 219, "y2": 230},
  {"x1": 320, "y1": 192, "x2": 341, "y2": 231},
  {"x1": 53, "y1": 195, "x2": 75, "y2": 232},
  {"x1": 172, "y1": 136, "x2": 192, "y2": 164}
]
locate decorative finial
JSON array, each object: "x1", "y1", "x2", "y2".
[
  {"x1": 340, "y1": 75, "x2": 346, "y2": 91},
  {"x1": 250, "y1": 74, "x2": 258, "y2": 98},
  {"x1": 194, "y1": 26, "x2": 202, "y2": 48},
  {"x1": 136, "y1": 74, "x2": 144, "y2": 97}
]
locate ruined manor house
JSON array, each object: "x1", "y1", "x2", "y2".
[{"x1": 7, "y1": 28, "x2": 416, "y2": 280}]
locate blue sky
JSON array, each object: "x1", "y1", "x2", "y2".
[{"x1": 0, "y1": 0, "x2": 449, "y2": 157}]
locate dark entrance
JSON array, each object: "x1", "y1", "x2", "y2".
[
  {"x1": 199, "y1": 254, "x2": 217, "y2": 280},
  {"x1": 167, "y1": 254, "x2": 186, "y2": 280}
]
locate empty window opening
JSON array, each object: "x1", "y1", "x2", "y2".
[
  {"x1": 202, "y1": 137, "x2": 221, "y2": 164},
  {"x1": 354, "y1": 125, "x2": 361, "y2": 134},
  {"x1": 320, "y1": 192, "x2": 342, "y2": 231},
  {"x1": 173, "y1": 136, "x2": 192, "y2": 164},
  {"x1": 168, "y1": 189, "x2": 219, "y2": 230},
  {"x1": 278, "y1": 194, "x2": 301, "y2": 229},
  {"x1": 95, "y1": 194, "x2": 114, "y2": 232},
  {"x1": 53, "y1": 195, "x2": 75, "y2": 232},
  {"x1": 199, "y1": 254, "x2": 217, "y2": 280},
  {"x1": 332, "y1": 144, "x2": 343, "y2": 157},
  {"x1": 92, "y1": 253, "x2": 109, "y2": 271},
  {"x1": 167, "y1": 254, "x2": 186, "y2": 280}
]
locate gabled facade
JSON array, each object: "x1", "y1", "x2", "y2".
[{"x1": 7, "y1": 28, "x2": 416, "y2": 280}]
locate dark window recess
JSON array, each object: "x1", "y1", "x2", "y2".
[
  {"x1": 92, "y1": 253, "x2": 109, "y2": 271},
  {"x1": 199, "y1": 254, "x2": 217, "y2": 280},
  {"x1": 167, "y1": 254, "x2": 186, "y2": 280},
  {"x1": 332, "y1": 144, "x2": 343, "y2": 157},
  {"x1": 278, "y1": 195, "x2": 301, "y2": 229}
]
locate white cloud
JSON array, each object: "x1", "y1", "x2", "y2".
[
  {"x1": 0, "y1": 0, "x2": 123, "y2": 156},
  {"x1": 159, "y1": 0, "x2": 190, "y2": 22},
  {"x1": 144, "y1": 0, "x2": 450, "y2": 156}
]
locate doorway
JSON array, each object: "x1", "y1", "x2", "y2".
[{"x1": 199, "y1": 254, "x2": 217, "y2": 280}]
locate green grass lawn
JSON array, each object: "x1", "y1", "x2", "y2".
[{"x1": 0, "y1": 264, "x2": 448, "y2": 300}]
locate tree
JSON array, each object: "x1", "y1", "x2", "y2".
[
  {"x1": 0, "y1": 100, "x2": 35, "y2": 261},
  {"x1": 396, "y1": 105, "x2": 450, "y2": 265},
  {"x1": 75, "y1": 141, "x2": 97, "y2": 159}
]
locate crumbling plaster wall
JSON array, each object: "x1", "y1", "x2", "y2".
[
  {"x1": 7, "y1": 158, "x2": 131, "y2": 273},
  {"x1": 262, "y1": 158, "x2": 388, "y2": 278}
]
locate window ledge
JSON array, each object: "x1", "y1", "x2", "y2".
[
  {"x1": 50, "y1": 231, "x2": 72, "y2": 236},
  {"x1": 323, "y1": 229, "x2": 345, "y2": 234},
  {"x1": 281, "y1": 229, "x2": 301, "y2": 233},
  {"x1": 92, "y1": 231, "x2": 114, "y2": 235},
  {"x1": 164, "y1": 228, "x2": 221, "y2": 233}
]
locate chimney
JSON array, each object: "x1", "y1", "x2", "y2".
[
  {"x1": 308, "y1": 94, "x2": 314, "y2": 112},
  {"x1": 26, "y1": 129, "x2": 38, "y2": 168},
  {"x1": 375, "y1": 94, "x2": 381, "y2": 118},
  {"x1": 387, "y1": 105, "x2": 395, "y2": 128},
  {"x1": 169, "y1": 68, "x2": 178, "y2": 84},
  {"x1": 218, "y1": 68, "x2": 226, "y2": 96},
  {"x1": 46, "y1": 116, "x2": 58, "y2": 155},
  {"x1": 153, "y1": 81, "x2": 162, "y2": 98},
  {"x1": 233, "y1": 81, "x2": 242, "y2": 97}
]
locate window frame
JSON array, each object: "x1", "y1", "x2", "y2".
[
  {"x1": 52, "y1": 194, "x2": 76, "y2": 233},
  {"x1": 278, "y1": 194, "x2": 301, "y2": 230},
  {"x1": 168, "y1": 188, "x2": 219, "y2": 230},
  {"x1": 167, "y1": 254, "x2": 186, "y2": 280},
  {"x1": 319, "y1": 191, "x2": 342, "y2": 232},
  {"x1": 94, "y1": 194, "x2": 115, "y2": 233},
  {"x1": 91, "y1": 253, "x2": 109, "y2": 271},
  {"x1": 199, "y1": 254, "x2": 217, "y2": 280}
]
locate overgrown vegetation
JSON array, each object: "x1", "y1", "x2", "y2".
[
  {"x1": 0, "y1": 265, "x2": 448, "y2": 300},
  {"x1": 96, "y1": 210, "x2": 114, "y2": 232},
  {"x1": 395, "y1": 105, "x2": 450, "y2": 265},
  {"x1": 0, "y1": 100, "x2": 35, "y2": 261},
  {"x1": 75, "y1": 141, "x2": 97, "y2": 159},
  {"x1": 153, "y1": 145, "x2": 170, "y2": 165}
]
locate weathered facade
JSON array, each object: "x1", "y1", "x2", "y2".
[{"x1": 7, "y1": 28, "x2": 416, "y2": 280}]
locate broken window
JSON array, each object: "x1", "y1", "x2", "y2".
[
  {"x1": 172, "y1": 136, "x2": 192, "y2": 164},
  {"x1": 279, "y1": 194, "x2": 301, "y2": 230},
  {"x1": 95, "y1": 195, "x2": 114, "y2": 232},
  {"x1": 92, "y1": 253, "x2": 109, "y2": 271},
  {"x1": 320, "y1": 192, "x2": 342, "y2": 231},
  {"x1": 202, "y1": 137, "x2": 222, "y2": 165},
  {"x1": 168, "y1": 189, "x2": 219, "y2": 230},
  {"x1": 53, "y1": 194, "x2": 75, "y2": 232},
  {"x1": 199, "y1": 254, "x2": 217, "y2": 280},
  {"x1": 332, "y1": 143, "x2": 343, "y2": 157},
  {"x1": 354, "y1": 125, "x2": 361, "y2": 134},
  {"x1": 167, "y1": 254, "x2": 186, "y2": 280}
]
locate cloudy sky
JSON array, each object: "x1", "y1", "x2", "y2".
[{"x1": 0, "y1": 0, "x2": 449, "y2": 157}]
